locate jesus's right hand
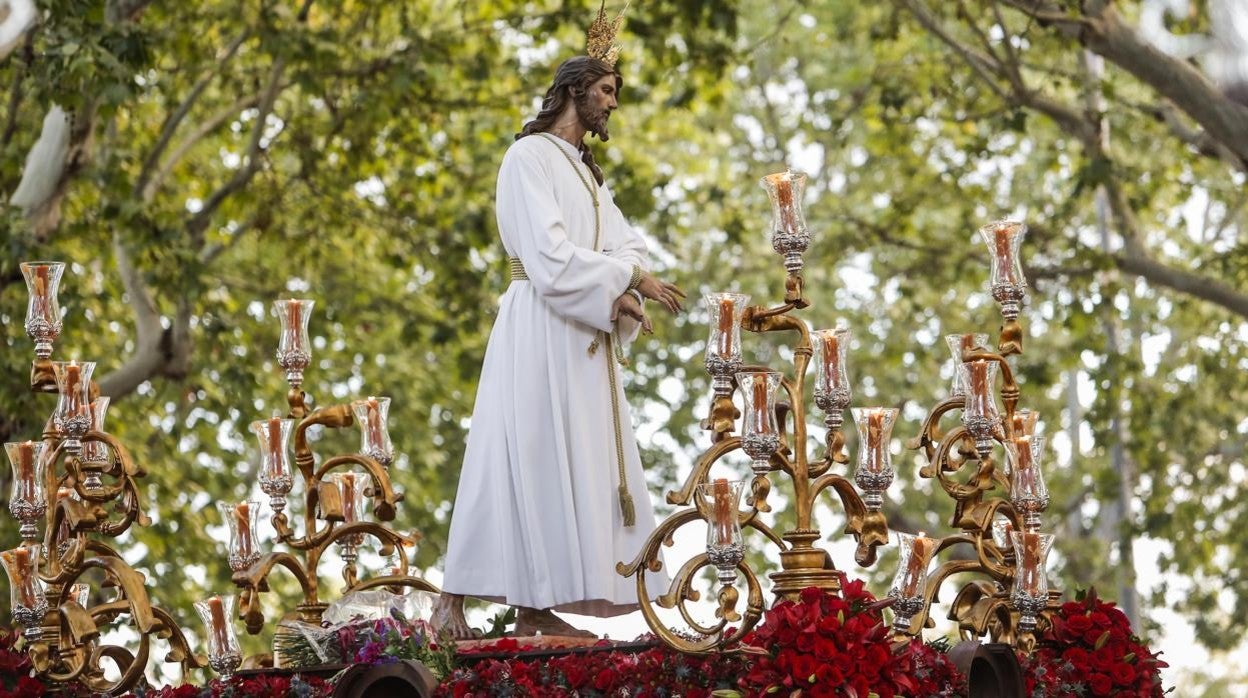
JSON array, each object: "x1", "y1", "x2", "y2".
[{"x1": 635, "y1": 272, "x2": 685, "y2": 314}]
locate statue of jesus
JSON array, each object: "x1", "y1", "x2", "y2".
[{"x1": 431, "y1": 48, "x2": 683, "y2": 639}]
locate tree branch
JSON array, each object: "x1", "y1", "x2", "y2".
[
  {"x1": 186, "y1": 55, "x2": 288, "y2": 241},
  {"x1": 134, "y1": 29, "x2": 250, "y2": 198},
  {"x1": 141, "y1": 90, "x2": 265, "y2": 202},
  {"x1": 97, "y1": 232, "x2": 166, "y2": 399}
]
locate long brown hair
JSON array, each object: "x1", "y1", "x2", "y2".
[{"x1": 518, "y1": 56, "x2": 623, "y2": 186}]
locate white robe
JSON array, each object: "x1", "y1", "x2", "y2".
[{"x1": 442, "y1": 134, "x2": 668, "y2": 616}]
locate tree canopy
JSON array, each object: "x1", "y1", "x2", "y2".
[{"x1": 2, "y1": 0, "x2": 1245, "y2": 688}]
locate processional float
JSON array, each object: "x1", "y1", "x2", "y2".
[
  {"x1": 5, "y1": 265, "x2": 437, "y2": 694},
  {"x1": 618, "y1": 170, "x2": 1061, "y2": 654}
]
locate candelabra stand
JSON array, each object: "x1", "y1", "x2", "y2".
[
  {"x1": 618, "y1": 173, "x2": 1063, "y2": 656},
  {"x1": 4, "y1": 262, "x2": 204, "y2": 696},
  {"x1": 617, "y1": 171, "x2": 892, "y2": 653},
  {"x1": 895, "y1": 219, "x2": 1061, "y2": 650},
  {"x1": 228, "y1": 300, "x2": 438, "y2": 648}
]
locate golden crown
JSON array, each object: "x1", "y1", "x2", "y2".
[{"x1": 586, "y1": 1, "x2": 630, "y2": 67}]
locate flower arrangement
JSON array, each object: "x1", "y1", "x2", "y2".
[
  {"x1": 0, "y1": 630, "x2": 49, "y2": 698},
  {"x1": 442, "y1": 638, "x2": 749, "y2": 697},
  {"x1": 1019, "y1": 589, "x2": 1167, "y2": 697},
  {"x1": 123, "y1": 675, "x2": 332, "y2": 698},
  {"x1": 731, "y1": 582, "x2": 965, "y2": 698}
]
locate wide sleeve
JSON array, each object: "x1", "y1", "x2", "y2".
[
  {"x1": 497, "y1": 144, "x2": 633, "y2": 333},
  {"x1": 600, "y1": 186, "x2": 651, "y2": 344}
]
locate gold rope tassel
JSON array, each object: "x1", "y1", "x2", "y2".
[
  {"x1": 617, "y1": 483, "x2": 636, "y2": 528},
  {"x1": 605, "y1": 332, "x2": 635, "y2": 527}
]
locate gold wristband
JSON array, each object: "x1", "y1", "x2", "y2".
[{"x1": 627, "y1": 264, "x2": 643, "y2": 290}]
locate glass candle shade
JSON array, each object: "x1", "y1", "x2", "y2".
[
  {"x1": 736, "y1": 372, "x2": 782, "y2": 474},
  {"x1": 21, "y1": 261, "x2": 65, "y2": 359},
  {"x1": 194, "y1": 594, "x2": 242, "y2": 678},
  {"x1": 813, "y1": 327, "x2": 852, "y2": 427},
  {"x1": 351, "y1": 396, "x2": 393, "y2": 467},
  {"x1": 251, "y1": 417, "x2": 294, "y2": 512},
  {"x1": 6, "y1": 441, "x2": 47, "y2": 541},
  {"x1": 1009, "y1": 436, "x2": 1050, "y2": 530},
  {"x1": 67, "y1": 582, "x2": 90, "y2": 609},
  {"x1": 888, "y1": 532, "x2": 936, "y2": 632},
  {"x1": 79, "y1": 397, "x2": 112, "y2": 489},
  {"x1": 52, "y1": 486, "x2": 77, "y2": 556},
  {"x1": 1009, "y1": 408, "x2": 1039, "y2": 441},
  {"x1": 979, "y1": 220, "x2": 1028, "y2": 320},
  {"x1": 958, "y1": 360, "x2": 1002, "y2": 457},
  {"x1": 1010, "y1": 531, "x2": 1055, "y2": 633},
  {"x1": 331, "y1": 471, "x2": 368, "y2": 560},
  {"x1": 218, "y1": 500, "x2": 261, "y2": 572},
  {"x1": 52, "y1": 360, "x2": 95, "y2": 454},
  {"x1": 944, "y1": 333, "x2": 988, "y2": 398},
  {"x1": 760, "y1": 170, "x2": 811, "y2": 274},
  {"x1": 697, "y1": 479, "x2": 744, "y2": 585},
  {"x1": 274, "y1": 299, "x2": 314, "y2": 388},
  {"x1": 703, "y1": 293, "x2": 750, "y2": 397},
  {"x1": 1, "y1": 545, "x2": 47, "y2": 638},
  {"x1": 851, "y1": 407, "x2": 898, "y2": 512},
  {"x1": 991, "y1": 517, "x2": 1016, "y2": 555}
]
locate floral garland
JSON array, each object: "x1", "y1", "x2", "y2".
[
  {"x1": 730, "y1": 581, "x2": 965, "y2": 698},
  {"x1": 442, "y1": 637, "x2": 749, "y2": 696},
  {"x1": 0, "y1": 584, "x2": 1170, "y2": 697},
  {"x1": 1018, "y1": 589, "x2": 1168, "y2": 698}
]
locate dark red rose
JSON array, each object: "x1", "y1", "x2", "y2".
[{"x1": 1088, "y1": 672, "x2": 1114, "y2": 695}]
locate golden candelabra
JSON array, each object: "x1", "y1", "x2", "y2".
[
  {"x1": 226, "y1": 299, "x2": 440, "y2": 666},
  {"x1": 618, "y1": 173, "x2": 1060, "y2": 654},
  {"x1": 3, "y1": 261, "x2": 204, "y2": 695}
]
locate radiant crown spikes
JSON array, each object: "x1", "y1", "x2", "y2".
[{"x1": 586, "y1": 1, "x2": 630, "y2": 67}]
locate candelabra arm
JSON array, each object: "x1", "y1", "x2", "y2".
[
  {"x1": 351, "y1": 575, "x2": 441, "y2": 595},
  {"x1": 894, "y1": 557, "x2": 985, "y2": 637},
  {"x1": 232, "y1": 552, "x2": 316, "y2": 632},
  {"x1": 314, "y1": 454, "x2": 400, "y2": 520},
  {"x1": 808, "y1": 473, "x2": 889, "y2": 566},
  {"x1": 665, "y1": 437, "x2": 741, "y2": 506},
  {"x1": 700, "y1": 394, "x2": 740, "y2": 442},
  {"x1": 784, "y1": 272, "x2": 808, "y2": 308},
  {"x1": 909, "y1": 395, "x2": 966, "y2": 466},
  {"x1": 998, "y1": 318, "x2": 1024, "y2": 357},
  {"x1": 29, "y1": 359, "x2": 57, "y2": 392},
  {"x1": 742, "y1": 306, "x2": 810, "y2": 341}
]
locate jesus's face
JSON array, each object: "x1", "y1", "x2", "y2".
[{"x1": 575, "y1": 73, "x2": 619, "y2": 141}]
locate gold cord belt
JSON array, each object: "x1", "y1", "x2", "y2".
[{"x1": 509, "y1": 257, "x2": 528, "y2": 281}]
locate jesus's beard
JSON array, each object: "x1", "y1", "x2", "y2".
[{"x1": 575, "y1": 95, "x2": 611, "y2": 142}]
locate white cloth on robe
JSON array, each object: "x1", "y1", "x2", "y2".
[{"x1": 442, "y1": 134, "x2": 669, "y2": 617}]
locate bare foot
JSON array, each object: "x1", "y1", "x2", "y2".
[
  {"x1": 513, "y1": 607, "x2": 597, "y2": 639},
  {"x1": 430, "y1": 593, "x2": 482, "y2": 641}
]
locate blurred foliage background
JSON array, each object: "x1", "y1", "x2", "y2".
[{"x1": 2, "y1": 0, "x2": 1246, "y2": 690}]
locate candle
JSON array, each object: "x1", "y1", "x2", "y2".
[
  {"x1": 341, "y1": 473, "x2": 357, "y2": 523},
  {"x1": 901, "y1": 532, "x2": 935, "y2": 597},
  {"x1": 821, "y1": 333, "x2": 841, "y2": 389},
  {"x1": 284, "y1": 299, "x2": 303, "y2": 350},
  {"x1": 711, "y1": 478, "x2": 733, "y2": 547},
  {"x1": 766, "y1": 171, "x2": 797, "y2": 234},
  {"x1": 967, "y1": 361, "x2": 990, "y2": 414},
  {"x1": 1018, "y1": 532, "x2": 1042, "y2": 595},
  {"x1": 365, "y1": 397, "x2": 383, "y2": 452},
  {"x1": 206, "y1": 595, "x2": 230, "y2": 652},
  {"x1": 993, "y1": 224, "x2": 1016, "y2": 283},
  {"x1": 64, "y1": 361, "x2": 82, "y2": 414},
  {"x1": 716, "y1": 298, "x2": 735, "y2": 358},
  {"x1": 233, "y1": 502, "x2": 253, "y2": 559},
  {"x1": 33, "y1": 265, "x2": 50, "y2": 320},
  {"x1": 866, "y1": 409, "x2": 885, "y2": 473},
  {"x1": 55, "y1": 487, "x2": 73, "y2": 541},
  {"x1": 13, "y1": 547, "x2": 34, "y2": 606},
  {"x1": 267, "y1": 417, "x2": 284, "y2": 477},
  {"x1": 751, "y1": 378, "x2": 770, "y2": 433},
  {"x1": 15, "y1": 442, "x2": 35, "y2": 496}
]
